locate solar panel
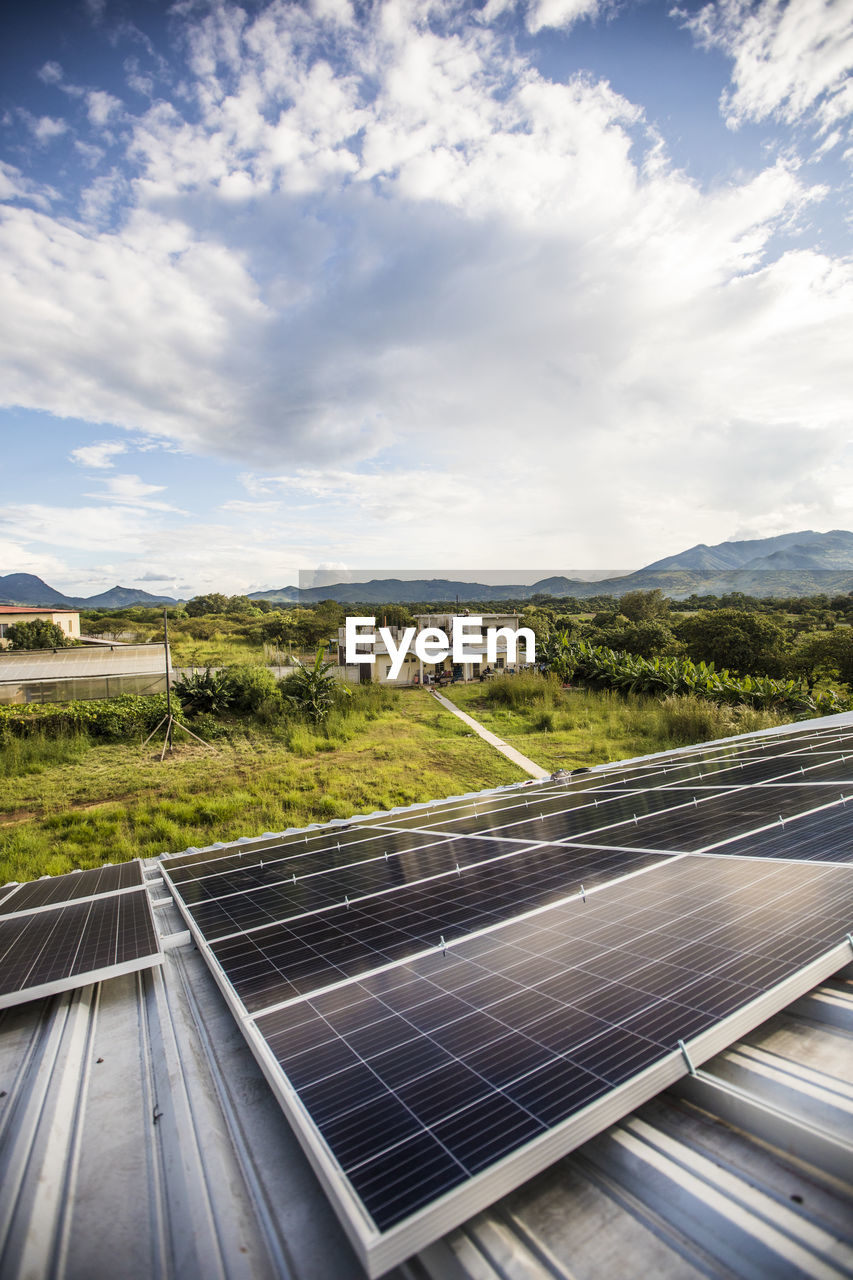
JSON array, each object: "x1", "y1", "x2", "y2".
[
  {"x1": 0, "y1": 860, "x2": 142, "y2": 916},
  {"x1": 162, "y1": 719, "x2": 853, "y2": 1276},
  {"x1": 0, "y1": 862, "x2": 162, "y2": 1009}
]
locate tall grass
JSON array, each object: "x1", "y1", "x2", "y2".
[
  {"x1": 0, "y1": 729, "x2": 92, "y2": 778},
  {"x1": 484, "y1": 672, "x2": 563, "y2": 710},
  {"x1": 0, "y1": 689, "x2": 520, "y2": 884},
  {"x1": 446, "y1": 679, "x2": 787, "y2": 771}
]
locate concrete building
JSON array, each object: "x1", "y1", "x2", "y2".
[
  {"x1": 0, "y1": 606, "x2": 80, "y2": 647},
  {"x1": 337, "y1": 613, "x2": 531, "y2": 685}
]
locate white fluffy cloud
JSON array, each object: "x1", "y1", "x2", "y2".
[
  {"x1": 2, "y1": 0, "x2": 852, "y2": 575},
  {"x1": 678, "y1": 0, "x2": 853, "y2": 137},
  {"x1": 70, "y1": 440, "x2": 128, "y2": 468}
]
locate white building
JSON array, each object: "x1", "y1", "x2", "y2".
[{"x1": 337, "y1": 612, "x2": 531, "y2": 685}]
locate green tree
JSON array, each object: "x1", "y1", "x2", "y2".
[
  {"x1": 185, "y1": 593, "x2": 229, "y2": 617},
  {"x1": 607, "y1": 620, "x2": 680, "y2": 658},
  {"x1": 787, "y1": 630, "x2": 853, "y2": 689},
  {"x1": 375, "y1": 604, "x2": 415, "y2": 628},
  {"x1": 676, "y1": 609, "x2": 788, "y2": 675},
  {"x1": 619, "y1": 589, "x2": 671, "y2": 622},
  {"x1": 5, "y1": 619, "x2": 74, "y2": 650}
]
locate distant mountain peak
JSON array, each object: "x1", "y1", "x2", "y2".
[{"x1": 4, "y1": 530, "x2": 853, "y2": 607}]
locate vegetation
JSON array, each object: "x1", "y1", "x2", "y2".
[
  {"x1": 280, "y1": 650, "x2": 350, "y2": 722},
  {"x1": 445, "y1": 676, "x2": 786, "y2": 773},
  {"x1": 0, "y1": 693, "x2": 179, "y2": 741},
  {"x1": 0, "y1": 688, "x2": 523, "y2": 884},
  {"x1": 538, "y1": 636, "x2": 842, "y2": 716},
  {"x1": 5, "y1": 584, "x2": 851, "y2": 885},
  {"x1": 5, "y1": 619, "x2": 77, "y2": 649}
]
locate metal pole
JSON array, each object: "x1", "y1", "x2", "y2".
[{"x1": 163, "y1": 607, "x2": 172, "y2": 752}]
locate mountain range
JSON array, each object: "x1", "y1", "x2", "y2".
[
  {"x1": 0, "y1": 575, "x2": 177, "y2": 609},
  {"x1": 247, "y1": 530, "x2": 853, "y2": 603},
  {"x1": 3, "y1": 530, "x2": 853, "y2": 608}
]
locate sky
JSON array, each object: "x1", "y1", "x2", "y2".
[{"x1": 1, "y1": 0, "x2": 852, "y2": 599}]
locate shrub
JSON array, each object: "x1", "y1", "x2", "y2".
[
  {"x1": 280, "y1": 649, "x2": 349, "y2": 723},
  {"x1": 226, "y1": 664, "x2": 282, "y2": 715},
  {"x1": 173, "y1": 668, "x2": 233, "y2": 716},
  {"x1": 0, "y1": 693, "x2": 178, "y2": 741},
  {"x1": 485, "y1": 672, "x2": 561, "y2": 710}
]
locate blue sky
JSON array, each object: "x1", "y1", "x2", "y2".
[{"x1": 1, "y1": 0, "x2": 851, "y2": 598}]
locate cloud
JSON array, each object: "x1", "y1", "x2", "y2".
[
  {"x1": 86, "y1": 89, "x2": 123, "y2": 128},
  {"x1": 2, "y1": 0, "x2": 852, "y2": 569},
  {"x1": 70, "y1": 440, "x2": 128, "y2": 468},
  {"x1": 20, "y1": 112, "x2": 68, "y2": 144},
  {"x1": 38, "y1": 62, "x2": 64, "y2": 86},
  {"x1": 0, "y1": 537, "x2": 71, "y2": 581},
  {"x1": 525, "y1": 0, "x2": 602, "y2": 34},
  {"x1": 676, "y1": 0, "x2": 853, "y2": 138},
  {"x1": 86, "y1": 473, "x2": 185, "y2": 511},
  {"x1": 0, "y1": 161, "x2": 56, "y2": 209}
]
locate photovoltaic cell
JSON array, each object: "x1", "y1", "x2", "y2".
[
  {"x1": 248, "y1": 856, "x2": 853, "y2": 1234},
  {"x1": 0, "y1": 860, "x2": 143, "y2": 916},
  {"x1": 205, "y1": 843, "x2": 672, "y2": 1006},
  {"x1": 0, "y1": 886, "x2": 161, "y2": 1008},
  {"x1": 702, "y1": 801, "x2": 853, "y2": 863},
  {"x1": 161, "y1": 718, "x2": 853, "y2": 1276}
]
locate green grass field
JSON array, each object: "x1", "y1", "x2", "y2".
[
  {"x1": 0, "y1": 690, "x2": 523, "y2": 884},
  {"x1": 439, "y1": 675, "x2": 786, "y2": 772},
  {"x1": 0, "y1": 680, "x2": 791, "y2": 884}
]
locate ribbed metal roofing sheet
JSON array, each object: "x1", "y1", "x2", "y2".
[{"x1": 0, "y1": 644, "x2": 168, "y2": 683}]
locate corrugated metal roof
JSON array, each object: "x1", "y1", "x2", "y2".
[
  {"x1": 0, "y1": 607, "x2": 78, "y2": 615},
  {"x1": 0, "y1": 644, "x2": 168, "y2": 683},
  {"x1": 1, "y1": 716, "x2": 853, "y2": 1279},
  {"x1": 1, "y1": 892, "x2": 850, "y2": 1280}
]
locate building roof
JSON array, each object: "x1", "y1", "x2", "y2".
[
  {"x1": 0, "y1": 643, "x2": 168, "y2": 683},
  {"x1": 1, "y1": 715, "x2": 852, "y2": 1280},
  {"x1": 0, "y1": 605, "x2": 78, "y2": 615}
]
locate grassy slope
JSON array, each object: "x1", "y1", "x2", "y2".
[
  {"x1": 0, "y1": 692, "x2": 523, "y2": 883},
  {"x1": 439, "y1": 680, "x2": 786, "y2": 773}
]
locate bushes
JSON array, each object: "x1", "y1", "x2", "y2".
[
  {"x1": 227, "y1": 665, "x2": 282, "y2": 716},
  {"x1": 0, "y1": 693, "x2": 179, "y2": 742},
  {"x1": 485, "y1": 672, "x2": 562, "y2": 710},
  {"x1": 173, "y1": 668, "x2": 234, "y2": 715},
  {"x1": 547, "y1": 638, "x2": 847, "y2": 717}
]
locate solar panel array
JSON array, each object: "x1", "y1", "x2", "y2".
[
  {"x1": 161, "y1": 720, "x2": 853, "y2": 1276},
  {"x1": 0, "y1": 860, "x2": 163, "y2": 1009}
]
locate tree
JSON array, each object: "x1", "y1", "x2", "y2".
[
  {"x1": 619, "y1": 589, "x2": 670, "y2": 622},
  {"x1": 606, "y1": 620, "x2": 680, "y2": 659},
  {"x1": 185, "y1": 593, "x2": 229, "y2": 617},
  {"x1": 675, "y1": 609, "x2": 788, "y2": 675},
  {"x1": 5, "y1": 619, "x2": 74, "y2": 650},
  {"x1": 376, "y1": 604, "x2": 415, "y2": 628},
  {"x1": 787, "y1": 631, "x2": 853, "y2": 689}
]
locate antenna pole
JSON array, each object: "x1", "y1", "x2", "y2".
[
  {"x1": 143, "y1": 606, "x2": 210, "y2": 758},
  {"x1": 163, "y1": 607, "x2": 172, "y2": 752}
]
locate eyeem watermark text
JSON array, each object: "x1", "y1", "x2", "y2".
[{"x1": 344, "y1": 616, "x2": 536, "y2": 680}]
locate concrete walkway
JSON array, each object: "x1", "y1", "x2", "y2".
[{"x1": 429, "y1": 689, "x2": 550, "y2": 780}]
